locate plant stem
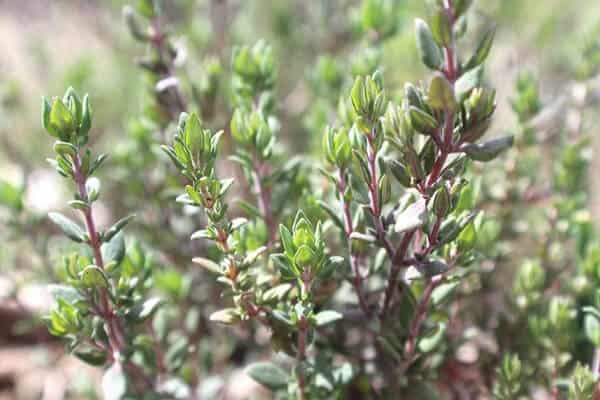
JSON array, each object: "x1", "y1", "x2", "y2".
[
  {"x1": 400, "y1": 274, "x2": 444, "y2": 372},
  {"x1": 398, "y1": 1, "x2": 458, "y2": 367},
  {"x1": 72, "y1": 152, "x2": 159, "y2": 392},
  {"x1": 365, "y1": 130, "x2": 396, "y2": 257},
  {"x1": 72, "y1": 154, "x2": 126, "y2": 355},
  {"x1": 381, "y1": 230, "x2": 415, "y2": 317},
  {"x1": 337, "y1": 169, "x2": 370, "y2": 316},
  {"x1": 593, "y1": 348, "x2": 600, "y2": 377},
  {"x1": 252, "y1": 158, "x2": 275, "y2": 246},
  {"x1": 296, "y1": 318, "x2": 308, "y2": 400},
  {"x1": 296, "y1": 272, "x2": 312, "y2": 400},
  {"x1": 149, "y1": 18, "x2": 187, "y2": 117},
  {"x1": 382, "y1": 0, "x2": 459, "y2": 355},
  {"x1": 364, "y1": 126, "x2": 417, "y2": 318}
]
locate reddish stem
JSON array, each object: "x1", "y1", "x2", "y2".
[
  {"x1": 338, "y1": 169, "x2": 371, "y2": 316},
  {"x1": 381, "y1": 230, "x2": 415, "y2": 317},
  {"x1": 296, "y1": 320, "x2": 308, "y2": 400},
  {"x1": 366, "y1": 132, "x2": 396, "y2": 258},
  {"x1": 397, "y1": 0, "x2": 459, "y2": 366},
  {"x1": 365, "y1": 133, "x2": 380, "y2": 217},
  {"x1": 296, "y1": 273, "x2": 312, "y2": 400},
  {"x1": 149, "y1": 18, "x2": 187, "y2": 116},
  {"x1": 380, "y1": 0, "x2": 458, "y2": 336},
  {"x1": 72, "y1": 154, "x2": 125, "y2": 354},
  {"x1": 252, "y1": 159, "x2": 275, "y2": 246},
  {"x1": 400, "y1": 274, "x2": 444, "y2": 372},
  {"x1": 424, "y1": 217, "x2": 443, "y2": 254},
  {"x1": 593, "y1": 348, "x2": 600, "y2": 378}
]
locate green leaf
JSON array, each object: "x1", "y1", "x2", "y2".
[
  {"x1": 190, "y1": 229, "x2": 212, "y2": 241},
  {"x1": 402, "y1": 147, "x2": 425, "y2": 181},
  {"x1": 161, "y1": 145, "x2": 185, "y2": 170},
  {"x1": 349, "y1": 232, "x2": 377, "y2": 243},
  {"x1": 350, "y1": 76, "x2": 365, "y2": 116},
  {"x1": 583, "y1": 306, "x2": 600, "y2": 322},
  {"x1": 294, "y1": 245, "x2": 316, "y2": 268},
  {"x1": 271, "y1": 309, "x2": 293, "y2": 326},
  {"x1": 63, "y1": 87, "x2": 82, "y2": 123},
  {"x1": 184, "y1": 112, "x2": 203, "y2": 156},
  {"x1": 585, "y1": 314, "x2": 600, "y2": 346},
  {"x1": 438, "y1": 212, "x2": 478, "y2": 245},
  {"x1": 415, "y1": 18, "x2": 443, "y2": 70},
  {"x1": 136, "y1": 0, "x2": 157, "y2": 18},
  {"x1": 48, "y1": 212, "x2": 86, "y2": 242},
  {"x1": 102, "y1": 363, "x2": 127, "y2": 400},
  {"x1": 48, "y1": 284, "x2": 84, "y2": 304},
  {"x1": 432, "y1": 186, "x2": 450, "y2": 217},
  {"x1": 454, "y1": 0, "x2": 473, "y2": 18},
  {"x1": 464, "y1": 27, "x2": 495, "y2": 71},
  {"x1": 103, "y1": 214, "x2": 136, "y2": 242},
  {"x1": 428, "y1": 73, "x2": 456, "y2": 112},
  {"x1": 231, "y1": 217, "x2": 248, "y2": 231},
  {"x1": 245, "y1": 362, "x2": 289, "y2": 391},
  {"x1": 49, "y1": 98, "x2": 75, "y2": 138},
  {"x1": 432, "y1": 280, "x2": 460, "y2": 306},
  {"x1": 53, "y1": 141, "x2": 77, "y2": 158},
  {"x1": 394, "y1": 198, "x2": 426, "y2": 233},
  {"x1": 209, "y1": 308, "x2": 240, "y2": 325},
  {"x1": 418, "y1": 322, "x2": 447, "y2": 353},
  {"x1": 314, "y1": 310, "x2": 343, "y2": 326},
  {"x1": 74, "y1": 346, "x2": 107, "y2": 366},
  {"x1": 101, "y1": 231, "x2": 126, "y2": 265},
  {"x1": 420, "y1": 260, "x2": 449, "y2": 277},
  {"x1": 0, "y1": 179, "x2": 23, "y2": 211},
  {"x1": 430, "y1": 8, "x2": 452, "y2": 47},
  {"x1": 317, "y1": 200, "x2": 346, "y2": 232},
  {"x1": 262, "y1": 283, "x2": 293, "y2": 302},
  {"x1": 42, "y1": 97, "x2": 54, "y2": 136},
  {"x1": 86, "y1": 177, "x2": 101, "y2": 202},
  {"x1": 68, "y1": 200, "x2": 89, "y2": 211},
  {"x1": 457, "y1": 220, "x2": 477, "y2": 251},
  {"x1": 79, "y1": 265, "x2": 109, "y2": 289},
  {"x1": 89, "y1": 153, "x2": 108, "y2": 176},
  {"x1": 353, "y1": 148, "x2": 371, "y2": 182},
  {"x1": 454, "y1": 66, "x2": 483, "y2": 101},
  {"x1": 129, "y1": 297, "x2": 163, "y2": 323},
  {"x1": 80, "y1": 94, "x2": 92, "y2": 136},
  {"x1": 243, "y1": 246, "x2": 267, "y2": 265},
  {"x1": 219, "y1": 178, "x2": 235, "y2": 196},
  {"x1": 463, "y1": 136, "x2": 513, "y2": 162},
  {"x1": 279, "y1": 224, "x2": 295, "y2": 258},
  {"x1": 408, "y1": 106, "x2": 438, "y2": 135},
  {"x1": 192, "y1": 257, "x2": 221, "y2": 274}
]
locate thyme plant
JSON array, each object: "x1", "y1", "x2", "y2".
[
  {"x1": 42, "y1": 88, "x2": 166, "y2": 398},
  {"x1": 31, "y1": 1, "x2": 600, "y2": 399}
]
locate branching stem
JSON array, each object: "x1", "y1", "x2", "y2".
[
  {"x1": 72, "y1": 153, "x2": 126, "y2": 354},
  {"x1": 337, "y1": 168, "x2": 370, "y2": 316}
]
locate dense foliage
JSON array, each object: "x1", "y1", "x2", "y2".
[{"x1": 3, "y1": 0, "x2": 600, "y2": 399}]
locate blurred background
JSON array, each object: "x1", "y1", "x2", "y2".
[{"x1": 2, "y1": 0, "x2": 600, "y2": 399}]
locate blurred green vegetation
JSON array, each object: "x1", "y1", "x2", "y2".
[{"x1": 2, "y1": 0, "x2": 600, "y2": 169}]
